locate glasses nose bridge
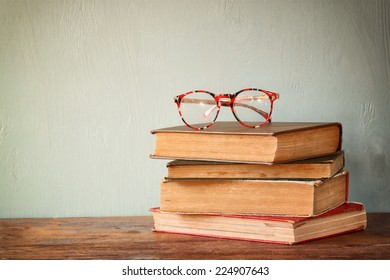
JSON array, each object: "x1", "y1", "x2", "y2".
[{"x1": 215, "y1": 94, "x2": 234, "y2": 107}]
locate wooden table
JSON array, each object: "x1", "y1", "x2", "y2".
[{"x1": 1, "y1": 213, "x2": 389, "y2": 260}]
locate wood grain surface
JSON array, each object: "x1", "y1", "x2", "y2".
[{"x1": 1, "y1": 213, "x2": 389, "y2": 260}]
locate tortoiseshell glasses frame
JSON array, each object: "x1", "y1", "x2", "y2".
[{"x1": 174, "y1": 88, "x2": 279, "y2": 130}]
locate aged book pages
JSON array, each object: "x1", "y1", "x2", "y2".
[
  {"x1": 166, "y1": 152, "x2": 344, "y2": 180},
  {"x1": 151, "y1": 202, "x2": 366, "y2": 245},
  {"x1": 151, "y1": 122, "x2": 342, "y2": 163},
  {"x1": 160, "y1": 170, "x2": 349, "y2": 216}
]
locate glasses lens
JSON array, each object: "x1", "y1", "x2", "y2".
[
  {"x1": 179, "y1": 92, "x2": 218, "y2": 129},
  {"x1": 233, "y1": 90, "x2": 271, "y2": 127}
]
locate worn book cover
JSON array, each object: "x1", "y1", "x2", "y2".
[
  {"x1": 151, "y1": 122, "x2": 342, "y2": 163},
  {"x1": 151, "y1": 202, "x2": 366, "y2": 245},
  {"x1": 166, "y1": 151, "x2": 344, "y2": 180},
  {"x1": 160, "y1": 170, "x2": 349, "y2": 216}
]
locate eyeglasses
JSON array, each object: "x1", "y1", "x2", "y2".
[{"x1": 174, "y1": 88, "x2": 279, "y2": 130}]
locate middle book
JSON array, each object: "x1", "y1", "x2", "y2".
[{"x1": 160, "y1": 168, "x2": 348, "y2": 217}]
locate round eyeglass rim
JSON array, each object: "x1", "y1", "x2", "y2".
[{"x1": 174, "y1": 88, "x2": 279, "y2": 130}]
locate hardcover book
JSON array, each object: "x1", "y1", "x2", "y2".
[
  {"x1": 151, "y1": 122, "x2": 342, "y2": 163},
  {"x1": 160, "y1": 170, "x2": 349, "y2": 216},
  {"x1": 166, "y1": 151, "x2": 344, "y2": 180},
  {"x1": 151, "y1": 202, "x2": 366, "y2": 245}
]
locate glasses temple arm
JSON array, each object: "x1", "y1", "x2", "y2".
[
  {"x1": 177, "y1": 98, "x2": 218, "y2": 120},
  {"x1": 177, "y1": 98, "x2": 270, "y2": 120},
  {"x1": 229, "y1": 102, "x2": 269, "y2": 120},
  {"x1": 177, "y1": 98, "x2": 216, "y2": 105}
]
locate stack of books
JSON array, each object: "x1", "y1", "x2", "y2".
[{"x1": 150, "y1": 122, "x2": 367, "y2": 244}]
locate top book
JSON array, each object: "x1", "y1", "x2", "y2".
[{"x1": 151, "y1": 122, "x2": 342, "y2": 164}]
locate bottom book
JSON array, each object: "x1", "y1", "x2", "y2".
[{"x1": 150, "y1": 202, "x2": 367, "y2": 245}]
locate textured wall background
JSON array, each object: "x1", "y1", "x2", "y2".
[{"x1": 0, "y1": 0, "x2": 389, "y2": 218}]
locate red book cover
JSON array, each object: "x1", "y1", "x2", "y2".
[{"x1": 150, "y1": 202, "x2": 366, "y2": 245}]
